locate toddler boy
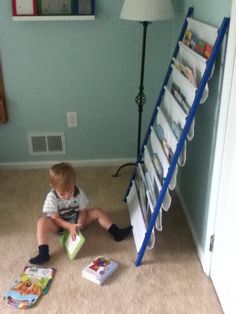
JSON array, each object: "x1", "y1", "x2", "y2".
[{"x1": 29, "y1": 162, "x2": 132, "y2": 264}]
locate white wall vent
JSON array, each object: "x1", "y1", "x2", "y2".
[{"x1": 28, "y1": 132, "x2": 66, "y2": 155}]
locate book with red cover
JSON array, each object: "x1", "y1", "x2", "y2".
[{"x1": 12, "y1": 0, "x2": 37, "y2": 16}]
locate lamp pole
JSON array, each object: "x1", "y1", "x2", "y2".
[
  {"x1": 136, "y1": 21, "x2": 149, "y2": 157},
  {"x1": 112, "y1": 21, "x2": 150, "y2": 177}
]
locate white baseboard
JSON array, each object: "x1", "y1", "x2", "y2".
[
  {"x1": 175, "y1": 185, "x2": 207, "y2": 274},
  {"x1": 0, "y1": 158, "x2": 135, "y2": 169}
]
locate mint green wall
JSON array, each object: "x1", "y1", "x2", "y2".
[
  {"x1": 0, "y1": 0, "x2": 174, "y2": 162},
  {"x1": 177, "y1": 0, "x2": 232, "y2": 252},
  {"x1": 2, "y1": 0, "x2": 231, "y2": 263},
  {"x1": 184, "y1": 0, "x2": 232, "y2": 26}
]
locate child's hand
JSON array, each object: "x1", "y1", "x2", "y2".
[
  {"x1": 68, "y1": 223, "x2": 80, "y2": 241},
  {"x1": 77, "y1": 221, "x2": 84, "y2": 229}
]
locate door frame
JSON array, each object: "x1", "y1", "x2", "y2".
[{"x1": 202, "y1": 0, "x2": 236, "y2": 275}]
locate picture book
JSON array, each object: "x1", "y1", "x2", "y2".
[
  {"x1": 172, "y1": 120, "x2": 182, "y2": 140},
  {"x1": 172, "y1": 58, "x2": 197, "y2": 87},
  {"x1": 77, "y1": 0, "x2": 93, "y2": 15},
  {"x1": 38, "y1": 0, "x2": 73, "y2": 15},
  {"x1": 182, "y1": 29, "x2": 213, "y2": 59},
  {"x1": 183, "y1": 30, "x2": 192, "y2": 46},
  {"x1": 152, "y1": 153, "x2": 163, "y2": 182},
  {"x1": 189, "y1": 32, "x2": 198, "y2": 50},
  {"x1": 194, "y1": 39, "x2": 205, "y2": 55},
  {"x1": 12, "y1": 0, "x2": 38, "y2": 16},
  {"x1": 3, "y1": 266, "x2": 56, "y2": 309},
  {"x1": 135, "y1": 179, "x2": 148, "y2": 225},
  {"x1": 60, "y1": 230, "x2": 85, "y2": 260},
  {"x1": 82, "y1": 257, "x2": 119, "y2": 285},
  {"x1": 203, "y1": 43, "x2": 212, "y2": 59},
  {"x1": 171, "y1": 83, "x2": 189, "y2": 114}
]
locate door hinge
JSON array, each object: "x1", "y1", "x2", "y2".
[{"x1": 209, "y1": 234, "x2": 215, "y2": 252}]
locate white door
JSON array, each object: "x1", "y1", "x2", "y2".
[
  {"x1": 210, "y1": 3, "x2": 236, "y2": 312},
  {"x1": 210, "y1": 134, "x2": 236, "y2": 313}
]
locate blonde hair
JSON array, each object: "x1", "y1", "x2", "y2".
[{"x1": 49, "y1": 162, "x2": 76, "y2": 191}]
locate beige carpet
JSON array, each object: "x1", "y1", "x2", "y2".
[{"x1": 0, "y1": 166, "x2": 222, "y2": 314}]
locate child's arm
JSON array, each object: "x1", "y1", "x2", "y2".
[
  {"x1": 77, "y1": 209, "x2": 87, "y2": 228},
  {"x1": 50, "y1": 213, "x2": 79, "y2": 240}
]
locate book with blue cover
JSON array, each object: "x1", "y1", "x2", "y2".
[{"x1": 73, "y1": 0, "x2": 95, "y2": 15}]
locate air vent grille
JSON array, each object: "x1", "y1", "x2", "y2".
[{"x1": 28, "y1": 132, "x2": 66, "y2": 155}]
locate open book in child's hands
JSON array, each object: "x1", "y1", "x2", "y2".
[
  {"x1": 82, "y1": 256, "x2": 119, "y2": 285},
  {"x1": 60, "y1": 230, "x2": 85, "y2": 260}
]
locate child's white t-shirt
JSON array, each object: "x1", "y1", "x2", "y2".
[{"x1": 42, "y1": 185, "x2": 89, "y2": 223}]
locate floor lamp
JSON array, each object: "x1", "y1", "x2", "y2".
[{"x1": 113, "y1": 0, "x2": 174, "y2": 177}]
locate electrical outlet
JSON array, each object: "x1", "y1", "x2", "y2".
[{"x1": 67, "y1": 112, "x2": 78, "y2": 128}]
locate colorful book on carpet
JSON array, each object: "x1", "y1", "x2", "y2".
[
  {"x1": 3, "y1": 266, "x2": 56, "y2": 309},
  {"x1": 82, "y1": 256, "x2": 119, "y2": 285}
]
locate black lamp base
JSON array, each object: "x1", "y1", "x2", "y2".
[{"x1": 112, "y1": 162, "x2": 135, "y2": 177}]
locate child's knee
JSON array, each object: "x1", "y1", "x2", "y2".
[
  {"x1": 94, "y1": 207, "x2": 105, "y2": 217},
  {"x1": 37, "y1": 216, "x2": 48, "y2": 229},
  {"x1": 86, "y1": 207, "x2": 103, "y2": 221}
]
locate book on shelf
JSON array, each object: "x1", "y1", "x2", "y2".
[
  {"x1": 82, "y1": 256, "x2": 119, "y2": 285},
  {"x1": 172, "y1": 58, "x2": 197, "y2": 87},
  {"x1": 3, "y1": 266, "x2": 56, "y2": 309},
  {"x1": 135, "y1": 176, "x2": 148, "y2": 225},
  {"x1": 189, "y1": 32, "x2": 198, "y2": 50},
  {"x1": 38, "y1": 0, "x2": 73, "y2": 15},
  {"x1": 162, "y1": 139, "x2": 173, "y2": 162},
  {"x1": 152, "y1": 153, "x2": 163, "y2": 182},
  {"x1": 12, "y1": 0, "x2": 38, "y2": 16},
  {"x1": 194, "y1": 39, "x2": 205, "y2": 55},
  {"x1": 203, "y1": 43, "x2": 212, "y2": 59},
  {"x1": 182, "y1": 29, "x2": 213, "y2": 59},
  {"x1": 183, "y1": 30, "x2": 192, "y2": 46},
  {"x1": 171, "y1": 120, "x2": 182, "y2": 140},
  {"x1": 171, "y1": 83, "x2": 189, "y2": 114},
  {"x1": 74, "y1": 0, "x2": 94, "y2": 15},
  {"x1": 60, "y1": 230, "x2": 85, "y2": 260}
]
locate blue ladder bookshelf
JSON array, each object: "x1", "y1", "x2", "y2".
[{"x1": 125, "y1": 8, "x2": 230, "y2": 266}]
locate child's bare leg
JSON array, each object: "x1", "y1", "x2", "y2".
[
  {"x1": 84, "y1": 208, "x2": 132, "y2": 241},
  {"x1": 29, "y1": 216, "x2": 59, "y2": 265},
  {"x1": 37, "y1": 216, "x2": 60, "y2": 245},
  {"x1": 83, "y1": 208, "x2": 113, "y2": 230}
]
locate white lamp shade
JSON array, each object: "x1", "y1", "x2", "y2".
[{"x1": 120, "y1": 0, "x2": 174, "y2": 22}]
